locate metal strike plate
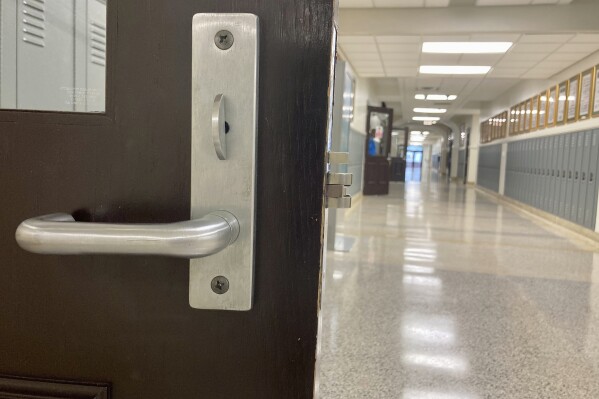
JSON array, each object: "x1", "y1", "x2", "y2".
[
  {"x1": 327, "y1": 196, "x2": 352, "y2": 209},
  {"x1": 328, "y1": 151, "x2": 349, "y2": 164},
  {"x1": 327, "y1": 172, "x2": 353, "y2": 186},
  {"x1": 190, "y1": 13, "x2": 259, "y2": 310}
]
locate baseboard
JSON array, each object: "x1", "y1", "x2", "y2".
[{"x1": 474, "y1": 185, "x2": 599, "y2": 245}]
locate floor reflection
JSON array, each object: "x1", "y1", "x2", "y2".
[{"x1": 317, "y1": 181, "x2": 599, "y2": 398}]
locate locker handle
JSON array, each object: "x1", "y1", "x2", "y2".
[
  {"x1": 569, "y1": 171, "x2": 572, "y2": 179},
  {"x1": 583, "y1": 172, "x2": 586, "y2": 181},
  {"x1": 575, "y1": 171, "x2": 579, "y2": 180},
  {"x1": 591, "y1": 173, "x2": 594, "y2": 182}
]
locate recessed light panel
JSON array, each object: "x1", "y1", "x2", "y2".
[
  {"x1": 420, "y1": 65, "x2": 491, "y2": 75},
  {"x1": 422, "y1": 42, "x2": 513, "y2": 54},
  {"x1": 414, "y1": 108, "x2": 447, "y2": 113},
  {"x1": 415, "y1": 94, "x2": 458, "y2": 101},
  {"x1": 413, "y1": 116, "x2": 441, "y2": 121}
]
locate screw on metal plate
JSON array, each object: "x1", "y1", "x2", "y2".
[
  {"x1": 211, "y1": 276, "x2": 230, "y2": 294},
  {"x1": 214, "y1": 30, "x2": 234, "y2": 50}
]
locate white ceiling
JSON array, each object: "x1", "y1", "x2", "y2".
[
  {"x1": 339, "y1": 34, "x2": 599, "y2": 79},
  {"x1": 339, "y1": 33, "x2": 599, "y2": 126}
]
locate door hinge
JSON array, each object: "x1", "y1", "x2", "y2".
[{"x1": 326, "y1": 152, "x2": 353, "y2": 208}]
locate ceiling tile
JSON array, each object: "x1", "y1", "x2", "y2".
[
  {"x1": 352, "y1": 61, "x2": 385, "y2": 68},
  {"x1": 347, "y1": 53, "x2": 383, "y2": 61},
  {"x1": 488, "y1": 68, "x2": 528, "y2": 77},
  {"x1": 570, "y1": 34, "x2": 599, "y2": 43},
  {"x1": 469, "y1": 33, "x2": 522, "y2": 42},
  {"x1": 378, "y1": 43, "x2": 421, "y2": 52},
  {"x1": 558, "y1": 43, "x2": 599, "y2": 53},
  {"x1": 381, "y1": 52, "x2": 421, "y2": 60},
  {"x1": 538, "y1": 61, "x2": 572, "y2": 69},
  {"x1": 376, "y1": 36, "x2": 421, "y2": 44},
  {"x1": 339, "y1": 0, "x2": 374, "y2": 7},
  {"x1": 494, "y1": 60, "x2": 538, "y2": 69},
  {"x1": 385, "y1": 68, "x2": 419, "y2": 77},
  {"x1": 419, "y1": 53, "x2": 461, "y2": 64},
  {"x1": 341, "y1": 44, "x2": 379, "y2": 53},
  {"x1": 384, "y1": 60, "x2": 419, "y2": 67},
  {"x1": 519, "y1": 34, "x2": 574, "y2": 43},
  {"x1": 338, "y1": 36, "x2": 376, "y2": 44},
  {"x1": 520, "y1": 69, "x2": 557, "y2": 79},
  {"x1": 501, "y1": 53, "x2": 547, "y2": 62},
  {"x1": 360, "y1": 72, "x2": 387, "y2": 77},
  {"x1": 421, "y1": 35, "x2": 471, "y2": 42},
  {"x1": 544, "y1": 52, "x2": 588, "y2": 61},
  {"x1": 510, "y1": 43, "x2": 563, "y2": 53},
  {"x1": 458, "y1": 54, "x2": 505, "y2": 65}
]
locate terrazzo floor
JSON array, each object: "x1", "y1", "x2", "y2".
[{"x1": 316, "y1": 179, "x2": 599, "y2": 399}]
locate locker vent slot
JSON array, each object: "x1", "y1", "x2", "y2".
[
  {"x1": 90, "y1": 21, "x2": 106, "y2": 67},
  {"x1": 21, "y1": 0, "x2": 46, "y2": 48}
]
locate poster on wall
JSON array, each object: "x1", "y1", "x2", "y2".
[
  {"x1": 531, "y1": 96, "x2": 539, "y2": 130},
  {"x1": 547, "y1": 87, "x2": 557, "y2": 126},
  {"x1": 556, "y1": 82, "x2": 567, "y2": 124},
  {"x1": 579, "y1": 68, "x2": 593, "y2": 120},
  {"x1": 538, "y1": 92, "x2": 546, "y2": 129},
  {"x1": 593, "y1": 65, "x2": 599, "y2": 117},
  {"x1": 518, "y1": 103, "x2": 525, "y2": 133},
  {"x1": 524, "y1": 100, "x2": 530, "y2": 131},
  {"x1": 509, "y1": 107, "x2": 516, "y2": 135},
  {"x1": 567, "y1": 75, "x2": 579, "y2": 122}
]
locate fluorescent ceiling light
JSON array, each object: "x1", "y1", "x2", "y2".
[
  {"x1": 414, "y1": 108, "x2": 446, "y2": 114},
  {"x1": 415, "y1": 94, "x2": 458, "y2": 101},
  {"x1": 413, "y1": 116, "x2": 440, "y2": 121},
  {"x1": 422, "y1": 42, "x2": 512, "y2": 54},
  {"x1": 410, "y1": 131, "x2": 422, "y2": 135},
  {"x1": 420, "y1": 65, "x2": 491, "y2": 75}
]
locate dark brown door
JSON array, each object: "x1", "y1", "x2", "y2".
[
  {"x1": 0, "y1": 1, "x2": 334, "y2": 398},
  {"x1": 363, "y1": 106, "x2": 394, "y2": 195}
]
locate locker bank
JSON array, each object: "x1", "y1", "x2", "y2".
[{"x1": 2, "y1": 0, "x2": 599, "y2": 398}]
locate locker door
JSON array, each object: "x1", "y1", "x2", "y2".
[
  {"x1": 588, "y1": 130, "x2": 599, "y2": 229},
  {"x1": 510, "y1": 143, "x2": 520, "y2": 199},
  {"x1": 551, "y1": 135, "x2": 560, "y2": 216},
  {"x1": 531, "y1": 139, "x2": 537, "y2": 206},
  {"x1": 516, "y1": 142, "x2": 521, "y2": 201},
  {"x1": 559, "y1": 134, "x2": 569, "y2": 218},
  {"x1": 539, "y1": 138, "x2": 546, "y2": 210},
  {"x1": 547, "y1": 137, "x2": 555, "y2": 212},
  {"x1": 566, "y1": 133, "x2": 577, "y2": 221},
  {"x1": 542, "y1": 137, "x2": 549, "y2": 211},
  {"x1": 579, "y1": 131, "x2": 591, "y2": 226},
  {"x1": 524, "y1": 140, "x2": 530, "y2": 204},
  {"x1": 572, "y1": 132, "x2": 584, "y2": 224},
  {"x1": 532, "y1": 139, "x2": 538, "y2": 206},
  {"x1": 504, "y1": 145, "x2": 510, "y2": 196}
]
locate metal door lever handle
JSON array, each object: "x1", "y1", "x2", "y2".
[{"x1": 15, "y1": 211, "x2": 239, "y2": 259}]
